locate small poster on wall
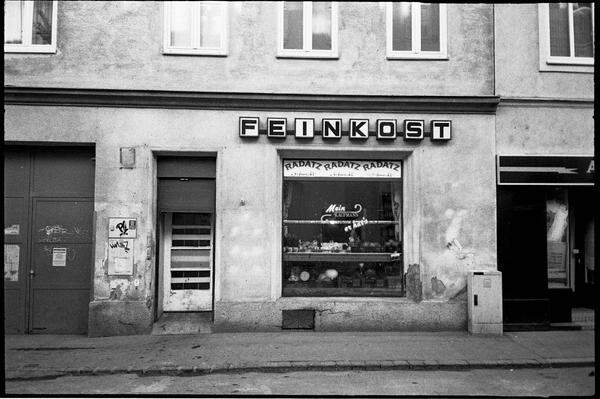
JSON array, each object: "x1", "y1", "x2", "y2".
[
  {"x1": 108, "y1": 218, "x2": 137, "y2": 239},
  {"x1": 108, "y1": 238, "x2": 134, "y2": 275},
  {"x1": 4, "y1": 244, "x2": 19, "y2": 281}
]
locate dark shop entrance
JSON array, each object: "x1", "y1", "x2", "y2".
[
  {"x1": 497, "y1": 186, "x2": 595, "y2": 329},
  {"x1": 4, "y1": 147, "x2": 95, "y2": 334}
]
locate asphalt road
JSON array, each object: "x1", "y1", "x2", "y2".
[{"x1": 5, "y1": 367, "x2": 595, "y2": 396}]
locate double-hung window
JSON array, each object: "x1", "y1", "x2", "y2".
[
  {"x1": 386, "y1": 2, "x2": 447, "y2": 59},
  {"x1": 278, "y1": 1, "x2": 339, "y2": 58},
  {"x1": 163, "y1": 1, "x2": 228, "y2": 56},
  {"x1": 539, "y1": 3, "x2": 594, "y2": 69},
  {"x1": 4, "y1": 0, "x2": 57, "y2": 53}
]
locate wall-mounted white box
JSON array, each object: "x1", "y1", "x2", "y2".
[{"x1": 467, "y1": 270, "x2": 503, "y2": 334}]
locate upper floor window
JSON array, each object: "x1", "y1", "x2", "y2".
[
  {"x1": 386, "y1": 2, "x2": 447, "y2": 59},
  {"x1": 4, "y1": 0, "x2": 57, "y2": 53},
  {"x1": 277, "y1": 1, "x2": 339, "y2": 58},
  {"x1": 163, "y1": 1, "x2": 228, "y2": 56},
  {"x1": 539, "y1": 3, "x2": 594, "y2": 70}
]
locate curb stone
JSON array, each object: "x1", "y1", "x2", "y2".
[
  {"x1": 391, "y1": 360, "x2": 410, "y2": 368},
  {"x1": 4, "y1": 358, "x2": 595, "y2": 381}
]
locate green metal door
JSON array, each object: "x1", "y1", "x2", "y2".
[{"x1": 4, "y1": 148, "x2": 95, "y2": 334}]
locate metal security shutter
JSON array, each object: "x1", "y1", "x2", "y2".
[
  {"x1": 157, "y1": 157, "x2": 216, "y2": 178},
  {"x1": 158, "y1": 179, "x2": 215, "y2": 213},
  {"x1": 157, "y1": 156, "x2": 216, "y2": 213}
]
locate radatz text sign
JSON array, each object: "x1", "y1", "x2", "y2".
[
  {"x1": 497, "y1": 156, "x2": 594, "y2": 185},
  {"x1": 239, "y1": 117, "x2": 451, "y2": 142}
]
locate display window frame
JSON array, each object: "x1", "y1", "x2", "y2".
[{"x1": 281, "y1": 159, "x2": 405, "y2": 298}]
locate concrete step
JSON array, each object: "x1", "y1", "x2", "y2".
[{"x1": 152, "y1": 312, "x2": 213, "y2": 335}]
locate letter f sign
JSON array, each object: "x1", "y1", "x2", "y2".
[{"x1": 349, "y1": 119, "x2": 369, "y2": 140}]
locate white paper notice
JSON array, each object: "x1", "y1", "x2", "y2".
[
  {"x1": 4, "y1": 244, "x2": 19, "y2": 281},
  {"x1": 52, "y1": 248, "x2": 67, "y2": 267}
]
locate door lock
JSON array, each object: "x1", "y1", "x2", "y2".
[{"x1": 29, "y1": 270, "x2": 35, "y2": 277}]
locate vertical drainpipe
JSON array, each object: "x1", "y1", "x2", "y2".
[{"x1": 492, "y1": 4, "x2": 496, "y2": 97}]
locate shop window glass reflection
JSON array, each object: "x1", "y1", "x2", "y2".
[
  {"x1": 546, "y1": 189, "x2": 569, "y2": 288},
  {"x1": 282, "y1": 178, "x2": 404, "y2": 297}
]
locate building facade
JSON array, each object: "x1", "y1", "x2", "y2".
[
  {"x1": 3, "y1": 2, "x2": 593, "y2": 336},
  {"x1": 494, "y1": 4, "x2": 595, "y2": 328}
]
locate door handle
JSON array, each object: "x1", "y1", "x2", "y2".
[{"x1": 29, "y1": 270, "x2": 35, "y2": 277}]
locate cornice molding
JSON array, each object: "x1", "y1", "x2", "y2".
[
  {"x1": 499, "y1": 96, "x2": 594, "y2": 108},
  {"x1": 4, "y1": 86, "x2": 500, "y2": 114}
]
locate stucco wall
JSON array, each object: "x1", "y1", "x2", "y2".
[
  {"x1": 5, "y1": 105, "x2": 496, "y2": 333},
  {"x1": 496, "y1": 105, "x2": 594, "y2": 155},
  {"x1": 494, "y1": 4, "x2": 594, "y2": 99},
  {"x1": 4, "y1": 2, "x2": 494, "y2": 96}
]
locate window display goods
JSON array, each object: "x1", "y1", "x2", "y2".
[{"x1": 282, "y1": 161, "x2": 404, "y2": 297}]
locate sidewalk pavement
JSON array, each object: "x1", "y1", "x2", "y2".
[{"x1": 4, "y1": 330, "x2": 595, "y2": 380}]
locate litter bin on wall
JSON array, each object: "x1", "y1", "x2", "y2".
[{"x1": 467, "y1": 270, "x2": 503, "y2": 334}]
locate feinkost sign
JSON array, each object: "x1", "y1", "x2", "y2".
[
  {"x1": 239, "y1": 117, "x2": 451, "y2": 141},
  {"x1": 283, "y1": 159, "x2": 402, "y2": 179}
]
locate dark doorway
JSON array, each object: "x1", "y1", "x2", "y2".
[
  {"x1": 4, "y1": 148, "x2": 95, "y2": 334},
  {"x1": 497, "y1": 187, "x2": 549, "y2": 328},
  {"x1": 570, "y1": 188, "x2": 595, "y2": 309},
  {"x1": 498, "y1": 185, "x2": 595, "y2": 330}
]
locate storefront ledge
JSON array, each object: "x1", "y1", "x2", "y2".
[
  {"x1": 88, "y1": 300, "x2": 153, "y2": 337},
  {"x1": 213, "y1": 300, "x2": 467, "y2": 332}
]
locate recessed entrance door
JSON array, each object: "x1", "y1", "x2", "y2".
[{"x1": 162, "y1": 212, "x2": 214, "y2": 311}]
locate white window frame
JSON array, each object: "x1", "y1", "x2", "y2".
[
  {"x1": 4, "y1": 0, "x2": 58, "y2": 53},
  {"x1": 277, "y1": 1, "x2": 339, "y2": 59},
  {"x1": 386, "y1": 2, "x2": 447, "y2": 60},
  {"x1": 538, "y1": 3, "x2": 594, "y2": 72},
  {"x1": 163, "y1": 1, "x2": 228, "y2": 56}
]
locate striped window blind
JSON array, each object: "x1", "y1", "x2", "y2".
[{"x1": 170, "y1": 213, "x2": 212, "y2": 290}]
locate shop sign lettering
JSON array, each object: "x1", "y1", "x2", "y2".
[
  {"x1": 321, "y1": 204, "x2": 363, "y2": 221},
  {"x1": 240, "y1": 117, "x2": 451, "y2": 141},
  {"x1": 284, "y1": 159, "x2": 402, "y2": 179}
]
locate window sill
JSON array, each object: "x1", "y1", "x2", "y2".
[
  {"x1": 539, "y1": 58, "x2": 594, "y2": 73},
  {"x1": 283, "y1": 286, "x2": 405, "y2": 297},
  {"x1": 276, "y1": 295, "x2": 411, "y2": 303},
  {"x1": 546, "y1": 56, "x2": 593, "y2": 66},
  {"x1": 386, "y1": 52, "x2": 448, "y2": 60},
  {"x1": 277, "y1": 50, "x2": 339, "y2": 60},
  {"x1": 163, "y1": 48, "x2": 228, "y2": 57},
  {"x1": 4, "y1": 44, "x2": 56, "y2": 54}
]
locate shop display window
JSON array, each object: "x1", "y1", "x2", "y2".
[{"x1": 282, "y1": 161, "x2": 404, "y2": 297}]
